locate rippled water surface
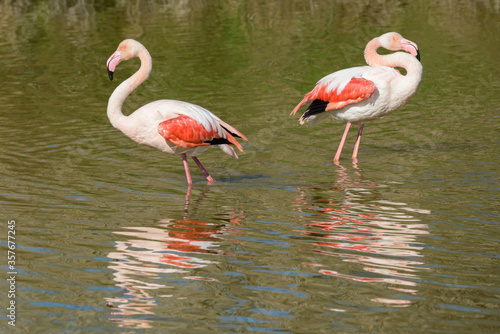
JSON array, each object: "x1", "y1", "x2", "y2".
[{"x1": 1, "y1": 1, "x2": 499, "y2": 333}]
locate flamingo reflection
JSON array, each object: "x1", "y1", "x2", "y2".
[
  {"x1": 294, "y1": 163, "x2": 430, "y2": 306},
  {"x1": 106, "y1": 188, "x2": 244, "y2": 329}
]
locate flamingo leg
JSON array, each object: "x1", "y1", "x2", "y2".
[
  {"x1": 181, "y1": 154, "x2": 193, "y2": 184},
  {"x1": 352, "y1": 124, "x2": 364, "y2": 160},
  {"x1": 333, "y1": 122, "x2": 352, "y2": 163},
  {"x1": 183, "y1": 185, "x2": 192, "y2": 218},
  {"x1": 192, "y1": 157, "x2": 215, "y2": 183}
]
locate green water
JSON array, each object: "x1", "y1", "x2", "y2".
[{"x1": 1, "y1": 1, "x2": 499, "y2": 333}]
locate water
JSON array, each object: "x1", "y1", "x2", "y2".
[{"x1": 1, "y1": 1, "x2": 499, "y2": 333}]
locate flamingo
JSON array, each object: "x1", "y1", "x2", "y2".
[
  {"x1": 106, "y1": 39, "x2": 247, "y2": 184},
  {"x1": 291, "y1": 32, "x2": 423, "y2": 162}
]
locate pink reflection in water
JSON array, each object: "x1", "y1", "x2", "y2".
[
  {"x1": 105, "y1": 187, "x2": 244, "y2": 329},
  {"x1": 294, "y1": 163, "x2": 430, "y2": 307}
]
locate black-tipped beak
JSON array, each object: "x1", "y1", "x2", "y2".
[
  {"x1": 416, "y1": 49, "x2": 421, "y2": 62},
  {"x1": 106, "y1": 51, "x2": 122, "y2": 81}
]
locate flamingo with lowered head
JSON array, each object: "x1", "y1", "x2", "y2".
[
  {"x1": 291, "y1": 32, "x2": 423, "y2": 163},
  {"x1": 106, "y1": 39, "x2": 247, "y2": 184}
]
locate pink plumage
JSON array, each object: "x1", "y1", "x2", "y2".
[
  {"x1": 291, "y1": 32, "x2": 423, "y2": 162},
  {"x1": 106, "y1": 39, "x2": 247, "y2": 184},
  {"x1": 157, "y1": 115, "x2": 243, "y2": 151}
]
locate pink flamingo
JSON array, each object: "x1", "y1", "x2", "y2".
[
  {"x1": 106, "y1": 39, "x2": 247, "y2": 184},
  {"x1": 291, "y1": 32, "x2": 422, "y2": 162}
]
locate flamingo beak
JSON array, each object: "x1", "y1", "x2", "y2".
[
  {"x1": 400, "y1": 38, "x2": 420, "y2": 62},
  {"x1": 106, "y1": 51, "x2": 122, "y2": 81}
]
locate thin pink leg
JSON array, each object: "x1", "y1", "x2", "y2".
[
  {"x1": 352, "y1": 124, "x2": 364, "y2": 160},
  {"x1": 192, "y1": 156, "x2": 215, "y2": 183},
  {"x1": 183, "y1": 185, "x2": 192, "y2": 218},
  {"x1": 333, "y1": 122, "x2": 351, "y2": 163},
  {"x1": 181, "y1": 154, "x2": 193, "y2": 184}
]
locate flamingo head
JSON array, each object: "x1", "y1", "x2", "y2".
[
  {"x1": 106, "y1": 39, "x2": 145, "y2": 81},
  {"x1": 379, "y1": 32, "x2": 420, "y2": 61}
]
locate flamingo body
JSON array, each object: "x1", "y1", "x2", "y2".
[
  {"x1": 291, "y1": 32, "x2": 422, "y2": 162},
  {"x1": 106, "y1": 39, "x2": 247, "y2": 183}
]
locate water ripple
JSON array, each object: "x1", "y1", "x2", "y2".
[{"x1": 292, "y1": 165, "x2": 431, "y2": 306}]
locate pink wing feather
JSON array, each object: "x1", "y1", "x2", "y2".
[
  {"x1": 158, "y1": 115, "x2": 244, "y2": 152},
  {"x1": 291, "y1": 75, "x2": 375, "y2": 116}
]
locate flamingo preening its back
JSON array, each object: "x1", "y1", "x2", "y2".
[
  {"x1": 291, "y1": 32, "x2": 423, "y2": 162},
  {"x1": 106, "y1": 39, "x2": 247, "y2": 184}
]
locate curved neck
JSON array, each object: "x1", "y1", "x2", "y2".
[
  {"x1": 364, "y1": 37, "x2": 423, "y2": 89},
  {"x1": 364, "y1": 37, "x2": 385, "y2": 67},
  {"x1": 107, "y1": 49, "x2": 152, "y2": 129}
]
